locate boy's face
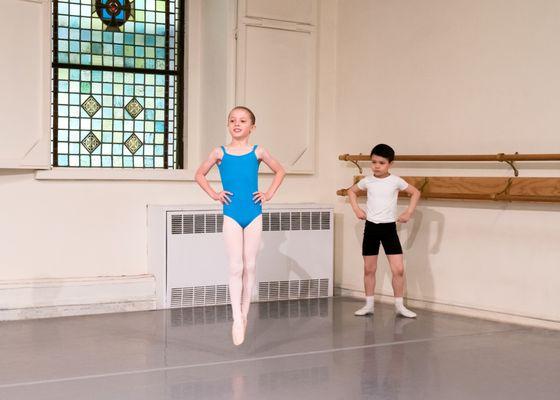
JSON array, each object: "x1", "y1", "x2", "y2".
[{"x1": 370, "y1": 155, "x2": 391, "y2": 177}]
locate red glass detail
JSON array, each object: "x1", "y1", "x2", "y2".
[{"x1": 106, "y1": 0, "x2": 122, "y2": 16}]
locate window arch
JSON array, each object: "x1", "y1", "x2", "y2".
[{"x1": 52, "y1": 0, "x2": 184, "y2": 168}]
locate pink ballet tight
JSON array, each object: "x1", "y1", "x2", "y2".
[{"x1": 222, "y1": 215, "x2": 262, "y2": 322}]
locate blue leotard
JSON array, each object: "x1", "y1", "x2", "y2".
[{"x1": 218, "y1": 145, "x2": 262, "y2": 228}]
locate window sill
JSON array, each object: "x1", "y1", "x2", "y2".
[{"x1": 34, "y1": 168, "x2": 221, "y2": 182}]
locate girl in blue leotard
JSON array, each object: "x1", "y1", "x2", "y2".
[{"x1": 195, "y1": 106, "x2": 285, "y2": 345}]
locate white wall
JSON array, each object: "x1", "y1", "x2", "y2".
[{"x1": 335, "y1": 0, "x2": 560, "y2": 325}]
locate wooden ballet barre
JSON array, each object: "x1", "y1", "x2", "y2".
[
  {"x1": 336, "y1": 176, "x2": 560, "y2": 203},
  {"x1": 338, "y1": 153, "x2": 560, "y2": 162},
  {"x1": 339, "y1": 152, "x2": 560, "y2": 177}
]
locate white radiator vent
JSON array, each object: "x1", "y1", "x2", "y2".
[
  {"x1": 183, "y1": 215, "x2": 193, "y2": 234},
  {"x1": 171, "y1": 280, "x2": 328, "y2": 308},
  {"x1": 171, "y1": 213, "x2": 224, "y2": 235},
  {"x1": 169, "y1": 298, "x2": 329, "y2": 327},
  {"x1": 170, "y1": 284, "x2": 230, "y2": 308},
  {"x1": 171, "y1": 211, "x2": 331, "y2": 235},
  {"x1": 262, "y1": 211, "x2": 330, "y2": 232},
  {"x1": 259, "y1": 279, "x2": 329, "y2": 301}
]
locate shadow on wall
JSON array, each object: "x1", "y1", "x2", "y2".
[
  {"x1": 399, "y1": 207, "x2": 445, "y2": 303},
  {"x1": 334, "y1": 213, "x2": 345, "y2": 286},
  {"x1": 259, "y1": 231, "x2": 312, "y2": 284}
]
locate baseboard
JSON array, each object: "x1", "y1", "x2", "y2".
[
  {"x1": 0, "y1": 275, "x2": 156, "y2": 321},
  {"x1": 335, "y1": 286, "x2": 560, "y2": 331}
]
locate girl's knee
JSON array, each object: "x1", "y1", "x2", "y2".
[
  {"x1": 229, "y1": 260, "x2": 244, "y2": 277},
  {"x1": 243, "y1": 261, "x2": 257, "y2": 276}
]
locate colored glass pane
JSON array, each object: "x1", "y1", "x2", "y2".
[{"x1": 52, "y1": 0, "x2": 183, "y2": 168}]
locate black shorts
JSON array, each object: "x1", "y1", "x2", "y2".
[{"x1": 362, "y1": 221, "x2": 403, "y2": 256}]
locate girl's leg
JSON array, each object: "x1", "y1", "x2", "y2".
[
  {"x1": 387, "y1": 254, "x2": 416, "y2": 318},
  {"x1": 241, "y1": 215, "x2": 262, "y2": 320},
  {"x1": 223, "y1": 216, "x2": 246, "y2": 344},
  {"x1": 355, "y1": 255, "x2": 378, "y2": 316}
]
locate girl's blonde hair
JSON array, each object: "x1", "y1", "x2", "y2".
[{"x1": 230, "y1": 106, "x2": 256, "y2": 125}]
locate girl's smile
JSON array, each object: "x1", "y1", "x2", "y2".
[{"x1": 228, "y1": 109, "x2": 254, "y2": 139}]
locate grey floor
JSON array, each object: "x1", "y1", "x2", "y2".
[{"x1": 1, "y1": 297, "x2": 559, "y2": 400}]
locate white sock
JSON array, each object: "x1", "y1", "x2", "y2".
[
  {"x1": 395, "y1": 297, "x2": 417, "y2": 318},
  {"x1": 354, "y1": 296, "x2": 374, "y2": 316}
]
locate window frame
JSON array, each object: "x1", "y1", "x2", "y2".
[{"x1": 50, "y1": 0, "x2": 186, "y2": 170}]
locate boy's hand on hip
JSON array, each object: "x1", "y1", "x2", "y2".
[
  {"x1": 354, "y1": 208, "x2": 367, "y2": 220},
  {"x1": 397, "y1": 211, "x2": 412, "y2": 223}
]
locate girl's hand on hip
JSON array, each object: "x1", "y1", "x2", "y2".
[
  {"x1": 214, "y1": 191, "x2": 233, "y2": 205},
  {"x1": 253, "y1": 191, "x2": 269, "y2": 204}
]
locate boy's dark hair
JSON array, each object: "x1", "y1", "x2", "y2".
[{"x1": 370, "y1": 144, "x2": 395, "y2": 162}]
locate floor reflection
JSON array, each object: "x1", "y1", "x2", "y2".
[{"x1": 169, "y1": 297, "x2": 331, "y2": 328}]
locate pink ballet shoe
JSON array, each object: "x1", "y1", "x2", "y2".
[{"x1": 232, "y1": 320, "x2": 245, "y2": 346}]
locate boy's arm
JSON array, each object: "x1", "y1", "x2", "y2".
[
  {"x1": 397, "y1": 184, "x2": 421, "y2": 223},
  {"x1": 347, "y1": 184, "x2": 367, "y2": 220}
]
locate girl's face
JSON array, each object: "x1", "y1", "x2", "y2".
[
  {"x1": 227, "y1": 109, "x2": 255, "y2": 140},
  {"x1": 370, "y1": 155, "x2": 391, "y2": 177}
]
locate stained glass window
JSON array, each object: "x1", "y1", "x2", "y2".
[{"x1": 52, "y1": 0, "x2": 184, "y2": 168}]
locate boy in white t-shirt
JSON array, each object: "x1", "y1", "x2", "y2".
[{"x1": 347, "y1": 144, "x2": 421, "y2": 318}]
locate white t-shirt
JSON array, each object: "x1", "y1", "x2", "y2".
[{"x1": 356, "y1": 174, "x2": 409, "y2": 223}]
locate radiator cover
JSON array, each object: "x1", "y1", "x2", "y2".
[{"x1": 151, "y1": 204, "x2": 333, "y2": 308}]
